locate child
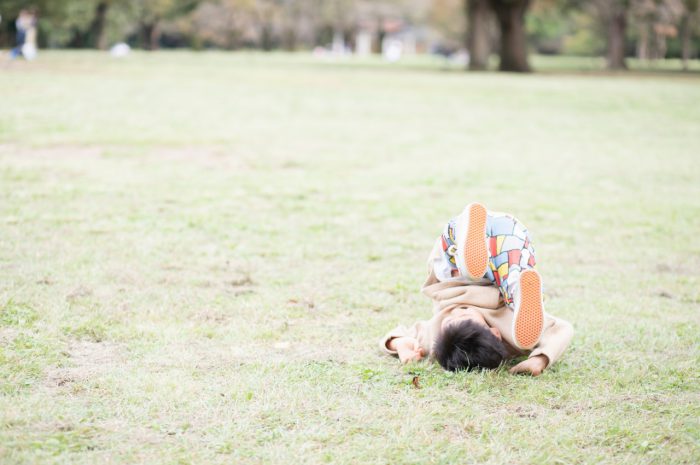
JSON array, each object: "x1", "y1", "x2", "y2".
[{"x1": 380, "y1": 203, "x2": 573, "y2": 376}]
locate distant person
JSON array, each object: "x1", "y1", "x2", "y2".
[
  {"x1": 380, "y1": 202, "x2": 574, "y2": 376},
  {"x1": 10, "y1": 9, "x2": 37, "y2": 61},
  {"x1": 22, "y1": 8, "x2": 38, "y2": 60}
]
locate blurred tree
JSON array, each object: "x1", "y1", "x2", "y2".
[
  {"x1": 463, "y1": 0, "x2": 532, "y2": 72},
  {"x1": 65, "y1": 0, "x2": 111, "y2": 48},
  {"x1": 253, "y1": 0, "x2": 280, "y2": 50},
  {"x1": 635, "y1": 0, "x2": 657, "y2": 59},
  {"x1": 581, "y1": 0, "x2": 687, "y2": 68},
  {"x1": 130, "y1": 0, "x2": 200, "y2": 49},
  {"x1": 1, "y1": 0, "x2": 696, "y2": 68},
  {"x1": 559, "y1": 11, "x2": 605, "y2": 56},
  {"x1": 177, "y1": 0, "x2": 253, "y2": 49},
  {"x1": 594, "y1": 0, "x2": 631, "y2": 69},
  {"x1": 90, "y1": 1, "x2": 109, "y2": 49},
  {"x1": 466, "y1": 0, "x2": 492, "y2": 69},
  {"x1": 680, "y1": 0, "x2": 699, "y2": 68},
  {"x1": 149, "y1": 0, "x2": 419, "y2": 52},
  {"x1": 279, "y1": 0, "x2": 305, "y2": 50},
  {"x1": 0, "y1": 0, "x2": 30, "y2": 46},
  {"x1": 428, "y1": 0, "x2": 465, "y2": 51},
  {"x1": 490, "y1": 0, "x2": 531, "y2": 71},
  {"x1": 352, "y1": 0, "x2": 406, "y2": 53},
  {"x1": 633, "y1": 0, "x2": 684, "y2": 61},
  {"x1": 0, "y1": 0, "x2": 107, "y2": 48},
  {"x1": 527, "y1": 0, "x2": 570, "y2": 54}
]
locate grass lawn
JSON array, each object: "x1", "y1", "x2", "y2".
[{"x1": 1, "y1": 51, "x2": 699, "y2": 464}]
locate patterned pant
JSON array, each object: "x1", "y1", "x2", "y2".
[{"x1": 484, "y1": 212, "x2": 537, "y2": 306}]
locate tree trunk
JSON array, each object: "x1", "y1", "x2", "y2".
[
  {"x1": 375, "y1": 18, "x2": 385, "y2": 54},
  {"x1": 141, "y1": 22, "x2": 161, "y2": 50},
  {"x1": 467, "y1": 0, "x2": 491, "y2": 70},
  {"x1": 653, "y1": 30, "x2": 667, "y2": 61},
  {"x1": 141, "y1": 23, "x2": 153, "y2": 50},
  {"x1": 282, "y1": 27, "x2": 297, "y2": 51},
  {"x1": 150, "y1": 23, "x2": 161, "y2": 50},
  {"x1": 68, "y1": 30, "x2": 87, "y2": 48},
  {"x1": 261, "y1": 24, "x2": 273, "y2": 51},
  {"x1": 607, "y1": 11, "x2": 627, "y2": 70},
  {"x1": 637, "y1": 22, "x2": 649, "y2": 60},
  {"x1": 680, "y1": 14, "x2": 692, "y2": 70},
  {"x1": 491, "y1": 0, "x2": 531, "y2": 72},
  {"x1": 88, "y1": 1, "x2": 109, "y2": 49}
]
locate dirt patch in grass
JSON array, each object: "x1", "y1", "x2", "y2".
[
  {"x1": 0, "y1": 143, "x2": 253, "y2": 172},
  {"x1": 0, "y1": 144, "x2": 103, "y2": 160},
  {"x1": 44, "y1": 341, "x2": 124, "y2": 389},
  {"x1": 0, "y1": 327, "x2": 19, "y2": 345},
  {"x1": 147, "y1": 146, "x2": 251, "y2": 171}
]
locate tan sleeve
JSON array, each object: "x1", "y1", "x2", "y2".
[
  {"x1": 379, "y1": 321, "x2": 430, "y2": 356},
  {"x1": 529, "y1": 316, "x2": 574, "y2": 368}
]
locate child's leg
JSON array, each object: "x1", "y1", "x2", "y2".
[
  {"x1": 485, "y1": 214, "x2": 543, "y2": 350},
  {"x1": 462, "y1": 203, "x2": 489, "y2": 279},
  {"x1": 435, "y1": 203, "x2": 490, "y2": 282},
  {"x1": 449, "y1": 202, "x2": 489, "y2": 280},
  {"x1": 512, "y1": 269, "x2": 544, "y2": 350}
]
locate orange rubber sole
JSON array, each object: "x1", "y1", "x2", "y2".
[
  {"x1": 513, "y1": 269, "x2": 544, "y2": 350},
  {"x1": 464, "y1": 203, "x2": 489, "y2": 279}
]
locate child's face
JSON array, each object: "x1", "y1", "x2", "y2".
[{"x1": 441, "y1": 307, "x2": 502, "y2": 340}]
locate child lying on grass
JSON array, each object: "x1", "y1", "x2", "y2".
[{"x1": 381, "y1": 203, "x2": 573, "y2": 376}]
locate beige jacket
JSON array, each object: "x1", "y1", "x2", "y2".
[{"x1": 380, "y1": 239, "x2": 574, "y2": 368}]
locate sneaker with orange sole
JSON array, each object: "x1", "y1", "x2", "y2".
[
  {"x1": 457, "y1": 202, "x2": 489, "y2": 280},
  {"x1": 512, "y1": 269, "x2": 544, "y2": 350}
]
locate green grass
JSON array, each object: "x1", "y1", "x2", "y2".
[{"x1": 1, "y1": 51, "x2": 699, "y2": 465}]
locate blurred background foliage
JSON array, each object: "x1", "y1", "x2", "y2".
[{"x1": 0, "y1": 0, "x2": 698, "y2": 70}]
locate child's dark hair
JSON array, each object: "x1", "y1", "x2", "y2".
[{"x1": 434, "y1": 320, "x2": 507, "y2": 371}]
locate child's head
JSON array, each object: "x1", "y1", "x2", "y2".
[{"x1": 434, "y1": 311, "x2": 507, "y2": 371}]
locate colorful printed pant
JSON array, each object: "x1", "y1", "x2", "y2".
[{"x1": 484, "y1": 212, "x2": 537, "y2": 306}]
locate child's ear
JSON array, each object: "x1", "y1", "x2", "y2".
[{"x1": 490, "y1": 327, "x2": 502, "y2": 340}]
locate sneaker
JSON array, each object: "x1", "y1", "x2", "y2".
[
  {"x1": 455, "y1": 202, "x2": 489, "y2": 280},
  {"x1": 511, "y1": 269, "x2": 544, "y2": 350}
]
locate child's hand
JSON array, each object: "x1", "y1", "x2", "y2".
[
  {"x1": 509, "y1": 355, "x2": 548, "y2": 376},
  {"x1": 389, "y1": 337, "x2": 425, "y2": 364}
]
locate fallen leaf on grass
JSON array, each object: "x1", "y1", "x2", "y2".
[
  {"x1": 287, "y1": 298, "x2": 315, "y2": 310},
  {"x1": 412, "y1": 376, "x2": 421, "y2": 389}
]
